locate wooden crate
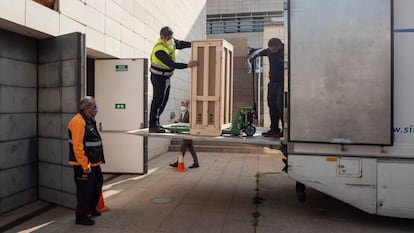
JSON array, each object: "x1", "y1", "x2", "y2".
[{"x1": 190, "y1": 39, "x2": 233, "y2": 136}]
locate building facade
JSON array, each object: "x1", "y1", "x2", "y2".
[{"x1": 0, "y1": 0, "x2": 206, "y2": 213}]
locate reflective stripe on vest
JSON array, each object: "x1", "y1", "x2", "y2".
[
  {"x1": 68, "y1": 139, "x2": 102, "y2": 147},
  {"x1": 149, "y1": 67, "x2": 173, "y2": 76}
]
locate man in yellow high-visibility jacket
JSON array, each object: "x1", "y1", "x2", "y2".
[{"x1": 149, "y1": 26, "x2": 197, "y2": 133}]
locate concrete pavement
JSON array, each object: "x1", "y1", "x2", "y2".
[
  {"x1": 3, "y1": 151, "x2": 281, "y2": 233},
  {"x1": 3, "y1": 150, "x2": 414, "y2": 233}
]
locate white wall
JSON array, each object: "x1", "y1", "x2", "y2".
[
  {"x1": 0, "y1": 0, "x2": 207, "y2": 157},
  {"x1": 0, "y1": 0, "x2": 206, "y2": 58}
]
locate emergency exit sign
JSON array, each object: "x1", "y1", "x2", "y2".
[
  {"x1": 115, "y1": 65, "x2": 128, "y2": 71},
  {"x1": 115, "y1": 103, "x2": 126, "y2": 109}
]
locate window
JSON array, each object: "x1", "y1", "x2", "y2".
[
  {"x1": 206, "y1": 11, "x2": 282, "y2": 34},
  {"x1": 253, "y1": 20, "x2": 264, "y2": 32},
  {"x1": 239, "y1": 21, "x2": 253, "y2": 33},
  {"x1": 208, "y1": 21, "x2": 224, "y2": 34},
  {"x1": 224, "y1": 21, "x2": 237, "y2": 33},
  {"x1": 33, "y1": 0, "x2": 56, "y2": 9}
]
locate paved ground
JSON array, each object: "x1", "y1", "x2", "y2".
[{"x1": 2, "y1": 151, "x2": 414, "y2": 233}]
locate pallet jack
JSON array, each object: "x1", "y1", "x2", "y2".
[
  {"x1": 166, "y1": 105, "x2": 256, "y2": 136},
  {"x1": 221, "y1": 106, "x2": 256, "y2": 136},
  {"x1": 222, "y1": 53, "x2": 263, "y2": 137},
  {"x1": 165, "y1": 105, "x2": 256, "y2": 136}
]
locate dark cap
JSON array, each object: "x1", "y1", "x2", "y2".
[
  {"x1": 268, "y1": 38, "x2": 283, "y2": 47},
  {"x1": 160, "y1": 26, "x2": 173, "y2": 37}
]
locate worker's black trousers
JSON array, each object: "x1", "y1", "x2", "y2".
[
  {"x1": 180, "y1": 139, "x2": 198, "y2": 164},
  {"x1": 73, "y1": 165, "x2": 103, "y2": 220},
  {"x1": 149, "y1": 74, "x2": 171, "y2": 127},
  {"x1": 268, "y1": 82, "x2": 284, "y2": 133}
]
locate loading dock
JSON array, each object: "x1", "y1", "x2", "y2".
[{"x1": 128, "y1": 125, "x2": 282, "y2": 149}]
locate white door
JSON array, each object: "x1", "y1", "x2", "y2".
[{"x1": 94, "y1": 59, "x2": 147, "y2": 174}]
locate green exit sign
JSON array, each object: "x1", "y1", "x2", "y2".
[
  {"x1": 115, "y1": 65, "x2": 128, "y2": 71},
  {"x1": 115, "y1": 103, "x2": 126, "y2": 109}
]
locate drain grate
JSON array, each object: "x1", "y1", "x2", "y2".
[{"x1": 151, "y1": 197, "x2": 176, "y2": 204}]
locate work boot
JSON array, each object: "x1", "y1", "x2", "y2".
[
  {"x1": 156, "y1": 120, "x2": 165, "y2": 129},
  {"x1": 262, "y1": 130, "x2": 280, "y2": 137},
  {"x1": 76, "y1": 217, "x2": 95, "y2": 226},
  {"x1": 149, "y1": 126, "x2": 165, "y2": 133},
  {"x1": 282, "y1": 158, "x2": 288, "y2": 173},
  {"x1": 90, "y1": 210, "x2": 101, "y2": 217},
  {"x1": 189, "y1": 163, "x2": 199, "y2": 169}
]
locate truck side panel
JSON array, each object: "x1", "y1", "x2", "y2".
[{"x1": 288, "y1": 0, "x2": 392, "y2": 145}]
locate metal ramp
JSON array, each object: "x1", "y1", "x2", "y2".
[{"x1": 127, "y1": 124, "x2": 282, "y2": 149}]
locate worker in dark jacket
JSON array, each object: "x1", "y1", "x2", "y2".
[
  {"x1": 149, "y1": 26, "x2": 198, "y2": 133},
  {"x1": 251, "y1": 38, "x2": 284, "y2": 137},
  {"x1": 251, "y1": 40, "x2": 307, "y2": 201},
  {"x1": 68, "y1": 96, "x2": 105, "y2": 226},
  {"x1": 170, "y1": 100, "x2": 199, "y2": 168}
]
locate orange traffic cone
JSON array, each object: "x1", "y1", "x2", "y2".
[
  {"x1": 175, "y1": 152, "x2": 187, "y2": 172},
  {"x1": 96, "y1": 192, "x2": 110, "y2": 212}
]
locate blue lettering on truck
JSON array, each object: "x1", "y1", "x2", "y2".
[{"x1": 393, "y1": 125, "x2": 414, "y2": 134}]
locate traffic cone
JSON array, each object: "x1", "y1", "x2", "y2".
[
  {"x1": 96, "y1": 192, "x2": 110, "y2": 212},
  {"x1": 175, "y1": 152, "x2": 187, "y2": 172}
]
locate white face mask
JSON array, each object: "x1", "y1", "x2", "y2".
[
  {"x1": 166, "y1": 39, "x2": 174, "y2": 45},
  {"x1": 180, "y1": 106, "x2": 188, "y2": 112},
  {"x1": 92, "y1": 107, "x2": 99, "y2": 116}
]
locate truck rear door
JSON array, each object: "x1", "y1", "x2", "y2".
[{"x1": 288, "y1": 0, "x2": 393, "y2": 145}]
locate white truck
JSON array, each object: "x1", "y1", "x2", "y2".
[{"x1": 286, "y1": 0, "x2": 414, "y2": 219}]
